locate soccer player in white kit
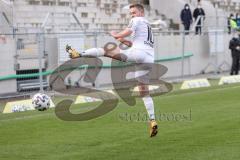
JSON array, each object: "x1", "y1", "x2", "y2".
[{"x1": 66, "y1": 4, "x2": 158, "y2": 137}]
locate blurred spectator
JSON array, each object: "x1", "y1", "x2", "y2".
[
  {"x1": 228, "y1": 13, "x2": 234, "y2": 34},
  {"x1": 193, "y1": 3, "x2": 205, "y2": 35},
  {"x1": 235, "y1": 13, "x2": 240, "y2": 28},
  {"x1": 229, "y1": 32, "x2": 240, "y2": 75},
  {"x1": 229, "y1": 14, "x2": 239, "y2": 32},
  {"x1": 180, "y1": 4, "x2": 192, "y2": 35}
]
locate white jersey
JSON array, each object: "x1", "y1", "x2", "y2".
[{"x1": 127, "y1": 17, "x2": 154, "y2": 51}]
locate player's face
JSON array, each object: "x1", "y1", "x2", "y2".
[{"x1": 130, "y1": 7, "x2": 144, "y2": 18}]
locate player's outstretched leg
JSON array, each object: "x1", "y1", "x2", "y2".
[
  {"x1": 66, "y1": 45, "x2": 126, "y2": 61},
  {"x1": 66, "y1": 45, "x2": 105, "y2": 59}
]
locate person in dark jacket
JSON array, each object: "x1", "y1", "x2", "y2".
[
  {"x1": 236, "y1": 13, "x2": 240, "y2": 28},
  {"x1": 193, "y1": 4, "x2": 205, "y2": 35},
  {"x1": 229, "y1": 33, "x2": 240, "y2": 75},
  {"x1": 180, "y1": 3, "x2": 193, "y2": 35}
]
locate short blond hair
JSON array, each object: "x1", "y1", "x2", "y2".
[{"x1": 129, "y1": 4, "x2": 144, "y2": 13}]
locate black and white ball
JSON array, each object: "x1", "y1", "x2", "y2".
[{"x1": 32, "y1": 93, "x2": 51, "y2": 111}]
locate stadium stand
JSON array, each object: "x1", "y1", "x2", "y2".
[{"x1": 0, "y1": 0, "x2": 238, "y2": 96}]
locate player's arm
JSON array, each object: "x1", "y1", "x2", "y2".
[
  {"x1": 110, "y1": 28, "x2": 132, "y2": 39},
  {"x1": 110, "y1": 29, "x2": 133, "y2": 47},
  {"x1": 116, "y1": 37, "x2": 132, "y2": 47},
  {"x1": 110, "y1": 18, "x2": 137, "y2": 47}
]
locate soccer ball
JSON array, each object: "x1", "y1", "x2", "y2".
[{"x1": 32, "y1": 93, "x2": 51, "y2": 111}]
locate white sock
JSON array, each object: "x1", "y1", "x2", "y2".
[
  {"x1": 81, "y1": 48, "x2": 105, "y2": 57},
  {"x1": 142, "y1": 96, "x2": 155, "y2": 120}
]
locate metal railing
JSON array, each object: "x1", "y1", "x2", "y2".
[{"x1": 0, "y1": 26, "x2": 234, "y2": 98}]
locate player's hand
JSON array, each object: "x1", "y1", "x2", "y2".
[
  {"x1": 109, "y1": 31, "x2": 118, "y2": 39},
  {"x1": 236, "y1": 46, "x2": 240, "y2": 51},
  {"x1": 117, "y1": 38, "x2": 133, "y2": 47}
]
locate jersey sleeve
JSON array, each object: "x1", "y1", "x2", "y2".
[{"x1": 127, "y1": 18, "x2": 139, "y2": 32}]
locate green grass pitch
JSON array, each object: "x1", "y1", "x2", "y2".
[{"x1": 0, "y1": 84, "x2": 240, "y2": 160}]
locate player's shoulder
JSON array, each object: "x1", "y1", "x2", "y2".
[{"x1": 131, "y1": 17, "x2": 148, "y2": 23}]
